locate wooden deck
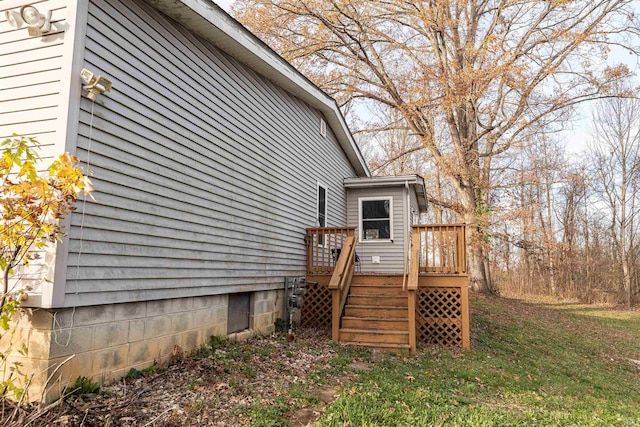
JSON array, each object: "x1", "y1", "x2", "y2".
[{"x1": 303, "y1": 225, "x2": 470, "y2": 352}]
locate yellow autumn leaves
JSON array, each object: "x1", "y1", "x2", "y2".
[{"x1": 1, "y1": 135, "x2": 93, "y2": 303}]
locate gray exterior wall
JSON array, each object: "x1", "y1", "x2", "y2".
[
  {"x1": 62, "y1": 0, "x2": 357, "y2": 307},
  {"x1": 346, "y1": 186, "x2": 407, "y2": 273}
]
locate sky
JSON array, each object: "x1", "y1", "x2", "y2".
[
  {"x1": 215, "y1": 0, "x2": 234, "y2": 10},
  {"x1": 563, "y1": 47, "x2": 639, "y2": 157},
  {"x1": 214, "y1": 0, "x2": 639, "y2": 158}
]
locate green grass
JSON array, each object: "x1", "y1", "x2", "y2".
[{"x1": 318, "y1": 295, "x2": 640, "y2": 426}]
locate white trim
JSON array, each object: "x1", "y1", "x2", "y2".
[
  {"x1": 344, "y1": 175, "x2": 428, "y2": 212},
  {"x1": 358, "y1": 196, "x2": 393, "y2": 243},
  {"x1": 320, "y1": 118, "x2": 327, "y2": 137},
  {"x1": 344, "y1": 175, "x2": 424, "y2": 187},
  {"x1": 404, "y1": 182, "x2": 409, "y2": 267},
  {"x1": 47, "y1": 0, "x2": 90, "y2": 309}
]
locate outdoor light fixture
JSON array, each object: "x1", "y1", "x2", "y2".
[
  {"x1": 4, "y1": 10, "x2": 21, "y2": 28},
  {"x1": 4, "y1": 5, "x2": 52, "y2": 36},
  {"x1": 81, "y1": 68, "x2": 112, "y2": 101},
  {"x1": 19, "y1": 5, "x2": 52, "y2": 36}
]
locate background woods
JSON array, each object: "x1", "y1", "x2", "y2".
[{"x1": 232, "y1": 0, "x2": 640, "y2": 304}]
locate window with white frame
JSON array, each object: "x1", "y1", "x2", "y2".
[
  {"x1": 317, "y1": 184, "x2": 327, "y2": 228},
  {"x1": 317, "y1": 184, "x2": 328, "y2": 245},
  {"x1": 359, "y1": 197, "x2": 392, "y2": 241}
]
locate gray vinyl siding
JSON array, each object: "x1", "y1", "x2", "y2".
[
  {"x1": 64, "y1": 0, "x2": 356, "y2": 306},
  {"x1": 346, "y1": 187, "x2": 406, "y2": 273}
]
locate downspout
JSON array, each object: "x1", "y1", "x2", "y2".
[
  {"x1": 403, "y1": 182, "x2": 410, "y2": 289},
  {"x1": 406, "y1": 181, "x2": 411, "y2": 225},
  {"x1": 406, "y1": 181, "x2": 411, "y2": 236}
]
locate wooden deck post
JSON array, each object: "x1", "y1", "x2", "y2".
[
  {"x1": 306, "y1": 232, "x2": 313, "y2": 273},
  {"x1": 331, "y1": 288, "x2": 340, "y2": 342},
  {"x1": 407, "y1": 228, "x2": 421, "y2": 354},
  {"x1": 407, "y1": 290, "x2": 417, "y2": 354},
  {"x1": 461, "y1": 282, "x2": 470, "y2": 350}
]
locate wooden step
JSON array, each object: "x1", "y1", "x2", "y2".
[
  {"x1": 341, "y1": 341, "x2": 412, "y2": 353},
  {"x1": 349, "y1": 284, "x2": 404, "y2": 295},
  {"x1": 351, "y1": 275, "x2": 404, "y2": 286},
  {"x1": 339, "y1": 328, "x2": 409, "y2": 344},
  {"x1": 347, "y1": 295, "x2": 407, "y2": 307},
  {"x1": 344, "y1": 305, "x2": 408, "y2": 319},
  {"x1": 341, "y1": 316, "x2": 408, "y2": 331}
]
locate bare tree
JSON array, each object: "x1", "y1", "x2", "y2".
[
  {"x1": 558, "y1": 170, "x2": 589, "y2": 297},
  {"x1": 589, "y1": 81, "x2": 640, "y2": 306},
  {"x1": 233, "y1": 0, "x2": 639, "y2": 292}
]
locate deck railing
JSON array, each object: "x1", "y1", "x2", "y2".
[
  {"x1": 412, "y1": 224, "x2": 467, "y2": 274},
  {"x1": 306, "y1": 227, "x2": 356, "y2": 274},
  {"x1": 304, "y1": 224, "x2": 470, "y2": 350},
  {"x1": 408, "y1": 223, "x2": 470, "y2": 350}
]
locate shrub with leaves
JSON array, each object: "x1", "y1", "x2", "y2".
[
  {"x1": 1, "y1": 135, "x2": 91, "y2": 306},
  {"x1": 0, "y1": 135, "x2": 92, "y2": 400}
]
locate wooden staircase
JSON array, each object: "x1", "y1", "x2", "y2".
[
  {"x1": 306, "y1": 225, "x2": 471, "y2": 352},
  {"x1": 338, "y1": 276, "x2": 411, "y2": 352}
]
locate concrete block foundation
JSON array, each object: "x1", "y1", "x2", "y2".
[{"x1": 2, "y1": 290, "x2": 284, "y2": 401}]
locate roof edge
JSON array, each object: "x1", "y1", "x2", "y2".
[
  {"x1": 142, "y1": 0, "x2": 370, "y2": 177},
  {"x1": 344, "y1": 175, "x2": 428, "y2": 212}
]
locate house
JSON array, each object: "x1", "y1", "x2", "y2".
[{"x1": 0, "y1": 0, "x2": 469, "y2": 399}]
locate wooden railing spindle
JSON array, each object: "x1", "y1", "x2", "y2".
[
  {"x1": 408, "y1": 224, "x2": 466, "y2": 274},
  {"x1": 306, "y1": 227, "x2": 356, "y2": 274}
]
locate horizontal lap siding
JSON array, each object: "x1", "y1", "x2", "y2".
[
  {"x1": 0, "y1": 0, "x2": 67, "y2": 143},
  {"x1": 347, "y1": 187, "x2": 406, "y2": 273},
  {"x1": 65, "y1": 0, "x2": 356, "y2": 306},
  {"x1": 0, "y1": 0, "x2": 70, "y2": 298}
]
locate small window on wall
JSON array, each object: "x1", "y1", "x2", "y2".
[
  {"x1": 360, "y1": 197, "x2": 392, "y2": 242},
  {"x1": 317, "y1": 184, "x2": 327, "y2": 227},
  {"x1": 317, "y1": 184, "x2": 328, "y2": 244}
]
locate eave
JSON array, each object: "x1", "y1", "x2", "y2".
[
  {"x1": 141, "y1": 0, "x2": 370, "y2": 177},
  {"x1": 343, "y1": 175, "x2": 428, "y2": 212}
]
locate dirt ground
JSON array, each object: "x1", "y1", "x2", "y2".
[{"x1": 4, "y1": 328, "x2": 369, "y2": 427}]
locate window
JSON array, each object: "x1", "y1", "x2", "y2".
[
  {"x1": 317, "y1": 184, "x2": 327, "y2": 245},
  {"x1": 317, "y1": 184, "x2": 327, "y2": 227},
  {"x1": 359, "y1": 197, "x2": 392, "y2": 241}
]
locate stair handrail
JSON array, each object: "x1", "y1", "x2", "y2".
[
  {"x1": 402, "y1": 228, "x2": 411, "y2": 291},
  {"x1": 328, "y1": 235, "x2": 356, "y2": 341},
  {"x1": 408, "y1": 227, "x2": 420, "y2": 292}
]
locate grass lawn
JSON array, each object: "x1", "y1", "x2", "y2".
[
  {"x1": 316, "y1": 295, "x2": 640, "y2": 426},
  {"x1": 42, "y1": 295, "x2": 639, "y2": 426}
]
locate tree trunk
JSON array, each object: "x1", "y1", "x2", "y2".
[
  {"x1": 467, "y1": 240, "x2": 489, "y2": 293},
  {"x1": 463, "y1": 208, "x2": 490, "y2": 293}
]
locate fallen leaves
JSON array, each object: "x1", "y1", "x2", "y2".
[{"x1": 15, "y1": 328, "x2": 348, "y2": 426}]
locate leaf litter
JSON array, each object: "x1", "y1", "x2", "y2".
[{"x1": 11, "y1": 328, "x2": 364, "y2": 427}]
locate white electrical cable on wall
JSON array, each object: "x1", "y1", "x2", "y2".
[{"x1": 53, "y1": 99, "x2": 95, "y2": 347}]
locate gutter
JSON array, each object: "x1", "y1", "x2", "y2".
[
  {"x1": 343, "y1": 175, "x2": 424, "y2": 187},
  {"x1": 344, "y1": 175, "x2": 428, "y2": 213}
]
